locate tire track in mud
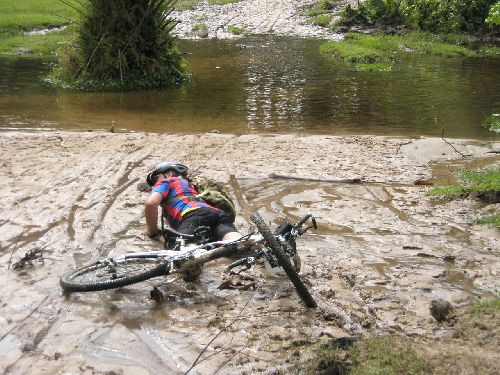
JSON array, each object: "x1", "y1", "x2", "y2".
[
  {"x1": 0, "y1": 293, "x2": 66, "y2": 374},
  {"x1": 1, "y1": 149, "x2": 154, "y2": 374},
  {"x1": 71, "y1": 151, "x2": 150, "y2": 245}
]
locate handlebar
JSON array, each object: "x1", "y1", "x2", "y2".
[
  {"x1": 293, "y1": 213, "x2": 317, "y2": 233},
  {"x1": 162, "y1": 227, "x2": 195, "y2": 239}
]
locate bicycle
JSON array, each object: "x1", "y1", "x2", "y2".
[{"x1": 60, "y1": 212, "x2": 317, "y2": 308}]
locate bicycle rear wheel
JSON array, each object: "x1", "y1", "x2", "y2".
[
  {"x1": 250, "y1": 213, "x2": 317, "y2": 308},
  {"x1": 60, "y1": 258, "x2": 168, "y2": 293}
]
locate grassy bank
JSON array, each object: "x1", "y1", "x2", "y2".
[
  {"x1": 0, "y1": 0, "x2": 77, "y2": 55},
  {"x1": 320, "y1": 32, "x2": 500, "y2": 71},
  {"x1": 296, "y1": 298, "x2": 500, "y2": 374},
  {"x1": 427, "y1": 166, "x2": 499, "y2": 228},
  {"x1": 428, "y1": 166, "x2": 500, "y2": 199}
]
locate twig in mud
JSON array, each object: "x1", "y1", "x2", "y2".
[
  {"x1": 269, "y1": 173, "x2": 362, "y2": 184},
  {"x1": 441, "y1": 128, "x2": 471, "y2": 158},
  {"x1": 184, "y1": 288, "x2": 258, "y2": 375},
  {"x1": 11, "y1": 241, "x2": 55, "y2": 271},
  {"x1": 213, "y1": 347, "x2": 245, "y2": 375},
  {"x1": 8, "y1": 228, "x2": 25, "y2": 270}
]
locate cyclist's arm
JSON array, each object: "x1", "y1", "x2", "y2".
[{"x1": 145, "y1": 191, "x2": 163, "y2": 237}]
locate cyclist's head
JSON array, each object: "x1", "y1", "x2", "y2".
[{"x1": 146, "y1": 161, "x2": 188, "y2": 186}]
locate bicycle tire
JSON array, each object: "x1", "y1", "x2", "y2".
[
  {"x1": 60, "y1": 258, "x2": 169, "y2": 293},
  {"x1": 250, "y1": 213, "x2": 317, "y2": 308}
]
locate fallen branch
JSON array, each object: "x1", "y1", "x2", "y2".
[
  {"x1": 8, "y1": 228, "x2": 25, "y2": 270},
  {"x1": 441, "y1": 128, "x2": 471, "y2": 157},
  {"x1": 184, "y1": 289, "x2": 258, "y2": 375},
  {"x1": 269, "y1": 173, "x2": 362, "y2": 184}
]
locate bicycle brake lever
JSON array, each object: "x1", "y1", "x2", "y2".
[
  {"x1": 311, "y1": 216, "x2": 317, "y2": 229},
  {"x1": 229, "y1": 264, "x2": 251, "y2": 276}
]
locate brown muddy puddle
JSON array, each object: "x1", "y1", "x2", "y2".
[{"x1": 6, "y1": 155, "x2": 497, "y2": 374}]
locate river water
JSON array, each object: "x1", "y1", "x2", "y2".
[{"x1": 0, "y1": 35, "x2": 499, "y2": 138}]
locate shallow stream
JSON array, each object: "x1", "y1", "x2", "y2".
[{"x1": 1, "y1": 36, "x2": 499, "y2": 138}]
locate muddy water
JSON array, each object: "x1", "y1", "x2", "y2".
[
  {"x1": 1, "y1": 130, "x2": 498, "y2": 373},
  {"x1": 48, "y1": 174, "x2": 496, "y2": 373},
  {"x1": 1, "y1": 36, "x2": 500, "y2": 138}
]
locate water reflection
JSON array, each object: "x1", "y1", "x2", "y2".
[
  {"x1": 243, "y1": 39, "x2": 306, "y2": 129},
  {"x1": 0, "y1": 36, "x2": 499, "y2": 138}
]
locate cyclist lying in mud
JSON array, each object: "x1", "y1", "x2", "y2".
[{"x1": 144, "y1": 161, "x2": 242, "y2": 244}]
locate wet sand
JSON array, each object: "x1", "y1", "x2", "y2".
[{"x1": 0, "y1": 131, "x2": 499, "y2": 374}]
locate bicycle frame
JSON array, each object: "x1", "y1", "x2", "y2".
[
  {"x1": 60, "y1": 213, "x2": 317, "y2": 307},
  {"x1": 113, "y1": 234, "x2": 264, "y2": 268}
]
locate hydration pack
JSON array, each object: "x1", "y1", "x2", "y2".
[{"x1": 190, "y1": 176, "x2": 236, "y2": 222}]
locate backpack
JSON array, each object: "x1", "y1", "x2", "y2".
[{"x1": 190, "y1": 176, "x2": 236, "y2": 222}]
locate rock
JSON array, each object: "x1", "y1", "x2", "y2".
[
  {"x1": 429, "y1": 299, "x2": 453, "y2": 322},
  {"x1": 413, "y1": 179, "x2": 434, "y2": 186}
]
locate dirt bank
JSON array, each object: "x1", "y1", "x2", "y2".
[
  {"x1": 172, "y1": 0, "x2": 346, "y2": 39},
  {"x1": 0, "y1": 131, "x2": 498, "y2": 374}
]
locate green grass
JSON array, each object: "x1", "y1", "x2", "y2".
[
  {"x1": 482, "y1": 114, "x2": 500, "y2": 133},
  {"x1": 192, "y1": 23, "x2": 208, "y2": 38},
  {"x1": 0, "y1": 25, "x2": 75, "y2": 55},
  {"x1": 466, "y1": 298, "x2": 500, "y2": 315},
  {"x1": 475, "y1": 213, "x2": 500, "y2": 228},
  {"x1": 297, "y1": 299, "x2": 499, "y2": 374},
  {"x1": 307, "y1": 15, "x2": 332, "y2": 27},
  {"x1": 320, "y1": 32, "x2": 492, "y2": 71},
  {"x1": 349, "y1": 336, "x2": 427, "y2": 375},
  {"x1": 303, "y1": 0, "x2": 336, "y2": 17},
  {"x1": 228, "y1": 25, "x2": 245, "y2": 35},
  {"x1": 299, "y1": 335, "x2": 427, "y2": 374},
  {"x1": 0, "y1": 0, "x2": 78, "y2": 55},
  {"x1": 0, "y1": 0, "x2": 77, "y2": 35},
  {"x1": 355, "y1": 62, "x2": 392, "y2": 71},
  {"x1": 428, "y1": 166, "x2": 500, "y2": 198},
  {"x1": 454, "y1": 298, "x2": 500, "y2": 337},
  {"x1": 428, "y1": 166, "x2": 499, "y2": 229}
]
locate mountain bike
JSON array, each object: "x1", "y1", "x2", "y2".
[{"x1": 60, "y1": 212, "x2": 317, "y2": 308}]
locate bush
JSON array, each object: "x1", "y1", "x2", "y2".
[
  {"x1": 228, "y1": 25, "x2": 245, "y2": 35},
  {"x1": 340, "y1": 0, "x2": 498, "y2": 33},
  {"x1": 482, "y1": 113, "x2": 500, "y2": 133},
  {"x1": 486, "y1": 1, "x2": 500, "y2": 26},
  {"x1": 401, "y1": 0, "x2": 496, "y2": 33},
  {"x1": 50, "y1": 0, "x2": 186, "y2": 90},
  {"x1": 192, "y1": 23, "x2": 209, "y2": 38}
]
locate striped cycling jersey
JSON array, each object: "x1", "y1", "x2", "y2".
[{"x1": 152, "y1": 176, "x2": 213, "y2": 228}]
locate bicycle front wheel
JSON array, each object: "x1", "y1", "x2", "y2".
[
  {"x1": 60, "y1": 258, "x2": 168, "y2": 293},
  {"x1": 250, "y1": 213, "x2": 317, "y2": 308}
]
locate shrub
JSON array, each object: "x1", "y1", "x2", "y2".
[
  {"x1": 486, "y1": 1, "x2": 500, "y2": 26},
  {"x1": 50, "y1": 0, "x2": 186, "y2": 90},
  {"x1": 482, "y1": 113, "x2": 500, "y2": 133},
  {"x1": 228, "y1": 25, "x2": 245, "y2": 35},
  {"x1": 192, "y1": 23, "x2": 209, "y2": 38},
  {"x1": 339, "y1": 0, "x2": 498, "y2": 33}
]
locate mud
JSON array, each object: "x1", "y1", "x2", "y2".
[{"x1": 0, "y1": 131, "x2": 499, "y2": 374}]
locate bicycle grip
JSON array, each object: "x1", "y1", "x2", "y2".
[
  {"x1": 295, "y1": 213, "x2": 313, "y2": 228},
  {"x1": 226, "y1": 258, "x2": 247, "y2": 270}
]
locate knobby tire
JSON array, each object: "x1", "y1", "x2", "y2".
[
  {"x1": 60, "y1": 258, "x2": 168, "y2": 293},
  {"x1": 250, "y1": 213, "x2": 317, "y2": 308}
]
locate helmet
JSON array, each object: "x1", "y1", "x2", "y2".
[{"x1": 146, "y1": 161, "x2": 188, "y2": 186}]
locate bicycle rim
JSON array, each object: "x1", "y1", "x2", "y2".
[
  {"x1": 250, "y1": 213, "x2": 317, "y2": 308},
  {"x1": 60, "y1": 258, "x2": 168, "y2": 293}
]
